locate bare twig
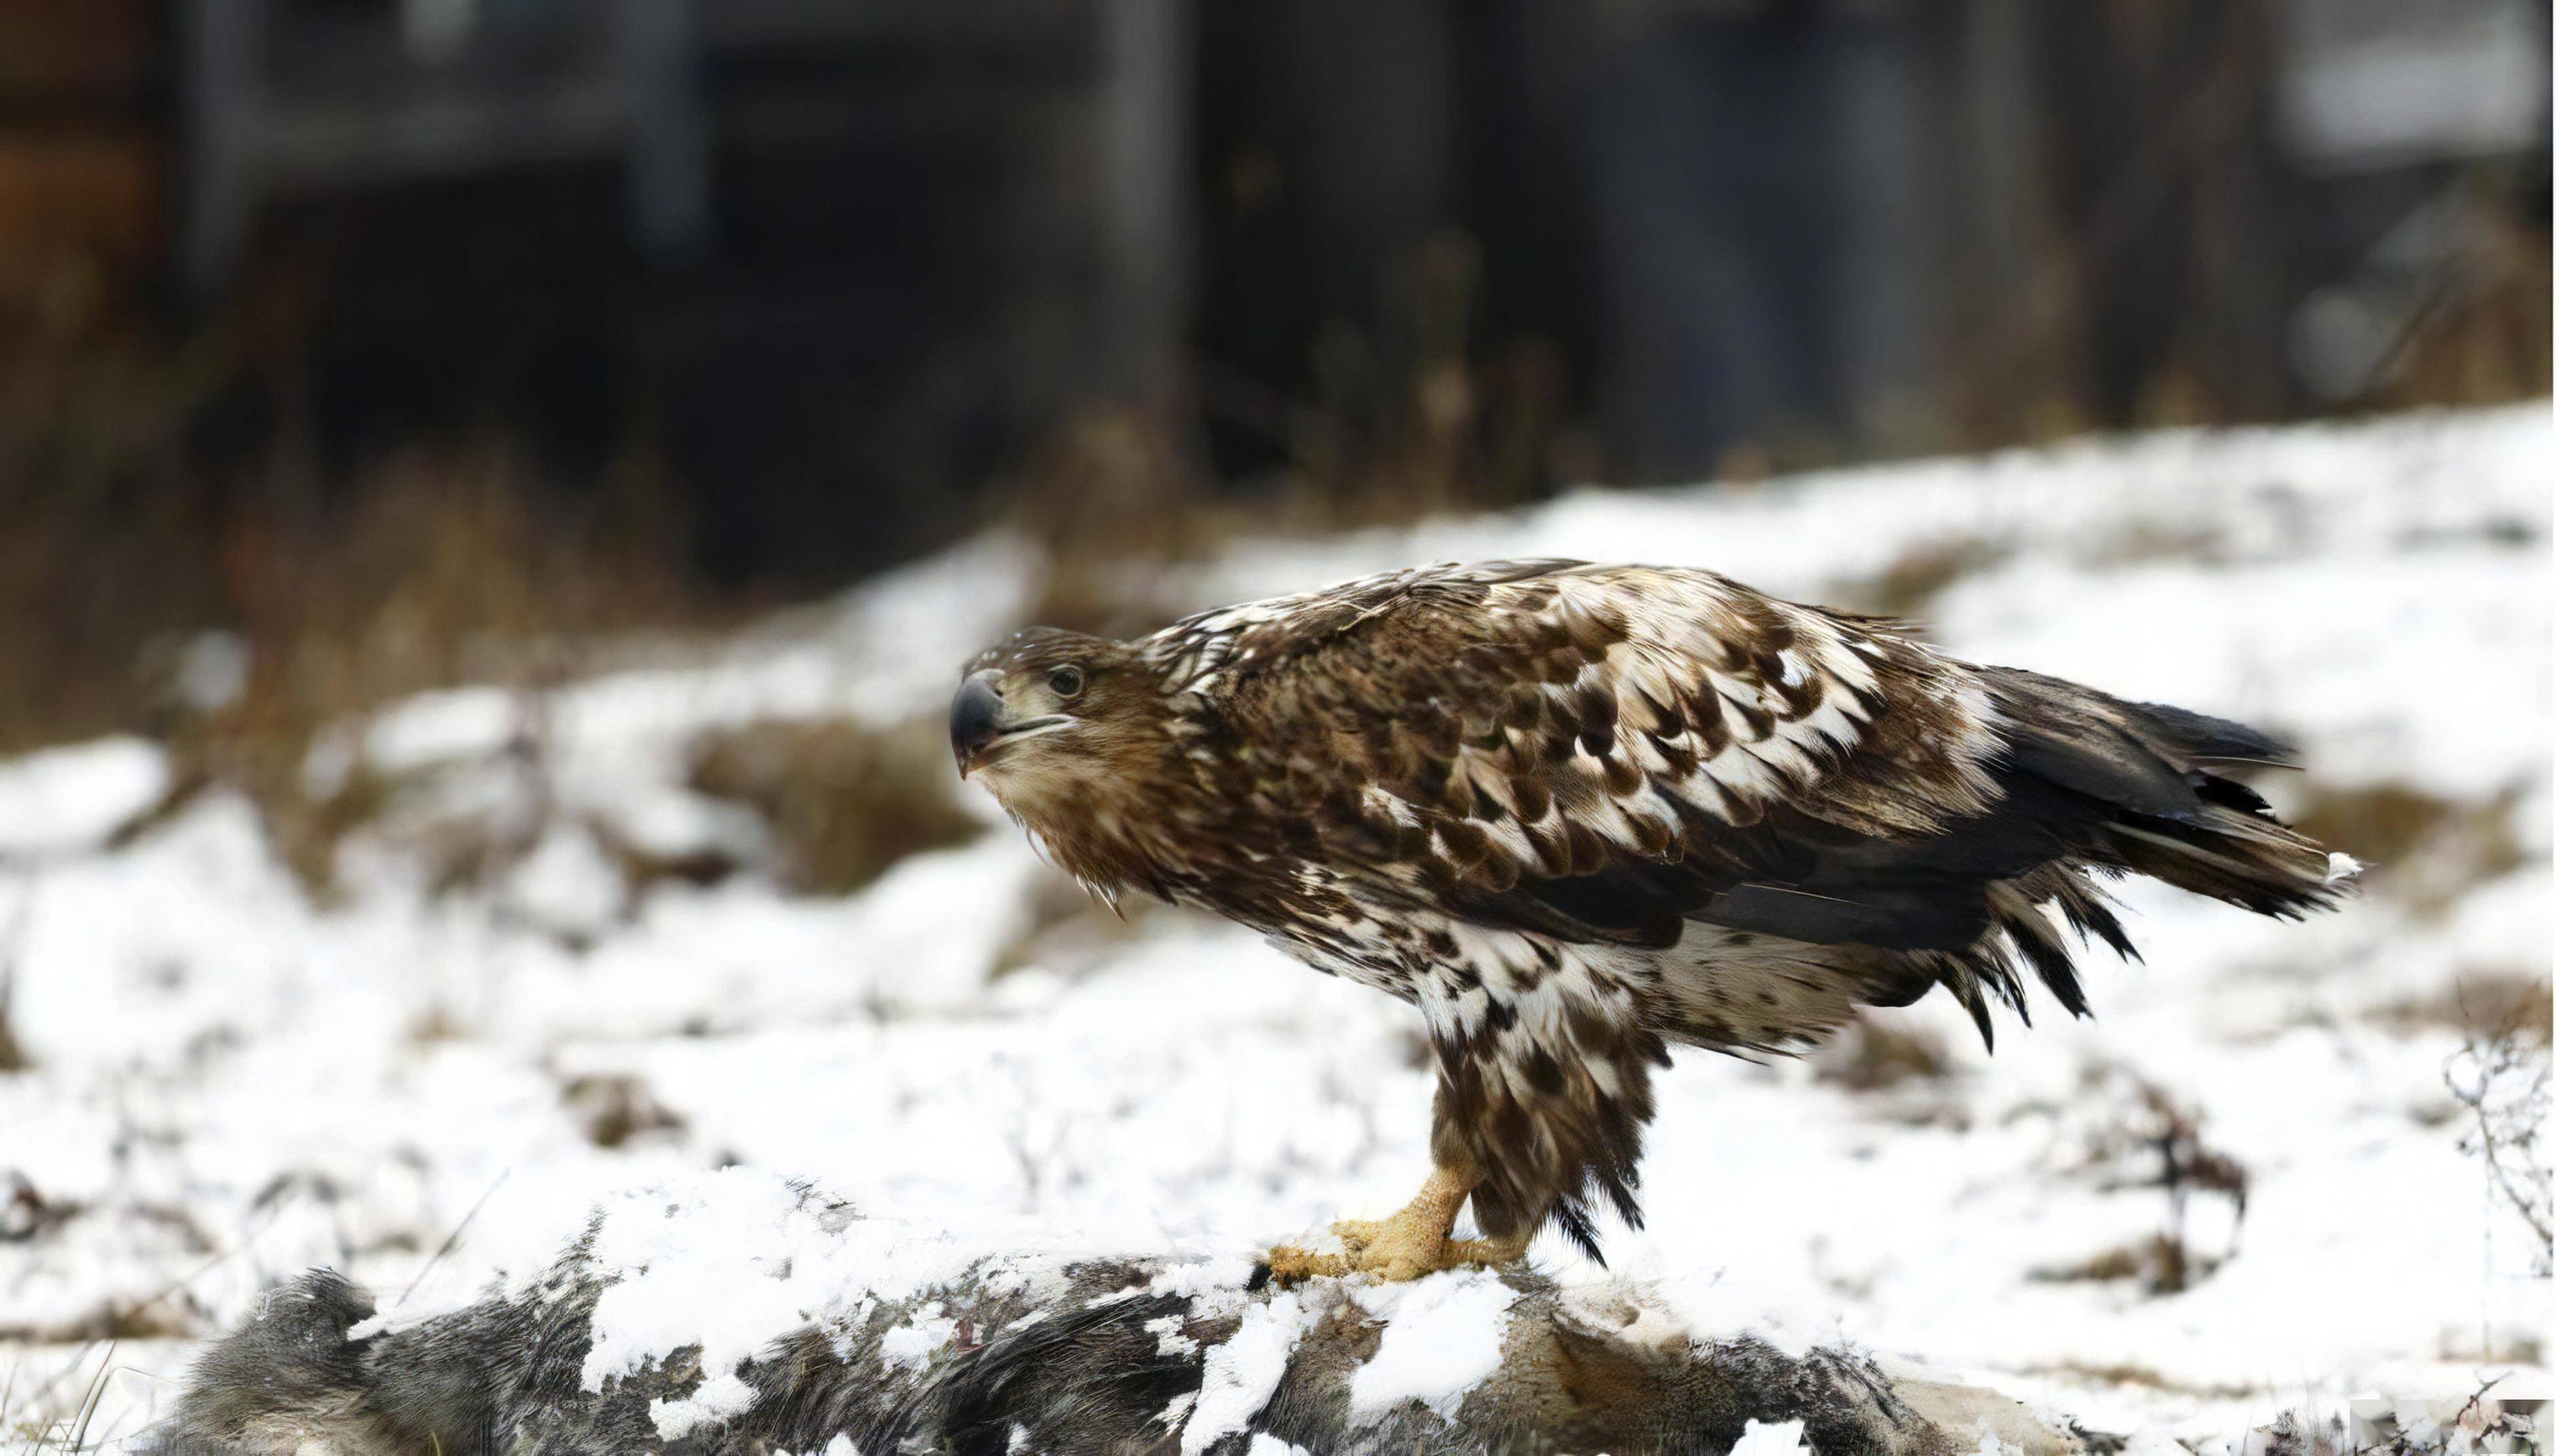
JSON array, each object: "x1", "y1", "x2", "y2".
[
  {"x1": 2444, "y1": 1019, "x2": 2553, "y2": 1271},
  {"x1": 397, "y1": 1168, "x2": 512, "y2": 1308},
  {"x1": 66, "y1": 1341, "x2": 115, "y2": 1453}
]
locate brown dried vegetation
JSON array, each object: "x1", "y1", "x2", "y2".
[
  {"x1": 1813, "y1": 1017, "x2": 1952, "y2": 1093},
  {"x1": 2050, "y1": 1071, "x2": 2251, "y2": 1296},
  {"x1": 1835, "y1": 536, "x2": 2013, "y2": 619},
  {"x1": 2289, "y1": 781, "x2": 2527, "y2": 917},
  {"x1": 2367, "y1": 970, "x2": 2552, "y2": 1046},
  {"x1": 561, "y1": 1073, "x2": 688, "y2": 1149},
  {"x1": 689, "y1": 715, "x2": 981, "y2": 897}
]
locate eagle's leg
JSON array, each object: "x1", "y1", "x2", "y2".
[{"x1": 1265, "y1": 1161, "x2": 1528, "y2": 1284}]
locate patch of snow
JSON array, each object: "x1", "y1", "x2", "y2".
[
  {"x1": 880, "y1": 1308, "x2": 959, "y2": 1370},
  {"x1": 367, "y1": 685, "x2": 520, "y2": 773},
  {"x1": 576, "y1": 1170, "x2": 988, "y2": 1437},
  {"x1": 2123, "y1": 1427, "x2": 2192, "y2": 1456},
  {"x1": 1347, "y1": 1269, "x2": 1519, "y2": 1422},
  {"x1": 506, "y1": 823, "x2": 625, "y2": 937},
  {"x1": 1731, "y1": 1418, "x2": 1810, "y2": 1456},
  {"x1": 1150, "y1": 1255, "x2": 1260, "y2": 1302},
  {"x1": 1183, "y1": 1290, "x2": 1317, "y2": 1455},
  {"x1": 0, "y1": 735, "x2": 166, "y2": 857},
  {"x1": 171, "y1": 631, "x2": 250, "y2": 713},
  {"x1": 1146, "y1": 1312, "x2": 1200, "y2": 1357}
]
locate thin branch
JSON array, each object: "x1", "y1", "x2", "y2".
[{"x1": 397, "y1": 1167, "x2": 512, "y2": 1308}]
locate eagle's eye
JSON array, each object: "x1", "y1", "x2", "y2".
[{"x1": 1047, "y1": 665, "x2": 1086, "y2": 699}]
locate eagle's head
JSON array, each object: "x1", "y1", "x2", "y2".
[{"x1": 950, "y1": 627, "x2": 1176, "y2": 817}]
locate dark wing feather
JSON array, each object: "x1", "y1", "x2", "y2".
[
  {"x1": 1156, "y1": 561, "x2": 2014, "y2": 944},
  {"x1": 1153, "y1": 561, "x2": 2340, "y2": 1006}
]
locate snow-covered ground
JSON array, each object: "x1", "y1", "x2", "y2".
[{"x1": 2, "y1": 405, "x2": 2549, "y2": 1448}]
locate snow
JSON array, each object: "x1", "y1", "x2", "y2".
[
  {"x1": 1346, "y1": 1270, "x2": 1519, "y2": 1421},
  {"x1": 0, "y1": 736, "x2": 166, "y2": 859},
  {"x1": 1183, "y1": 1289, "x2": 1315, "y2": 1455},
  {"x1": 0, "y1": 403, "x2": 2549, "y2": 1448},
  {"x1": 1731, "y1": 1418, "x2": 1810, "y2": 1456},
  {"x1": 573, "y1": 1169, "x2": 1086, "y2": 1438}
]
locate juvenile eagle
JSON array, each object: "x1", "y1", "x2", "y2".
[{"x1": 951, "y1": 561, "x2": 2349, "y2": 1280}]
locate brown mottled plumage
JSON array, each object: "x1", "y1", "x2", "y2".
[{"x1": 951, "y1": 561, "x2": 2350, "y2": 1274}]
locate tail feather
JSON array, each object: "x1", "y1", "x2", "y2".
[
  {"x1": 1647, "y1": 667, "x2": 2350, "y2": 1061},
  {"x1": 2130, "y1": 698, "x2": 2301, "y2": 769},
  {"x1": 2101, "y1": 810, "x2": 2342, "y2": 919},
  {"x1": 1986, "y1": 667, "x2": 2350, "y2": 922}
]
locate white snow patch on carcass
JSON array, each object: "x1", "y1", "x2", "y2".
[
  {"x1": 1183, "y1": 1290, "x2": 1317, "y2": 1454},
  {"x1": 1146, "y1": 1312, "x2": 1200, "y2": 1357},
  {"x1": 576, "y1": 1169, "x2": 991, "y2": 1437},
  {"x1": 880, "y1": 1306, "x2": 960, "y2": 1370},
  {"x1": 1731, "y1": 1418, "x2": 1811, "y2": 1456},
  {"x1": 1346, "y1": 1269, "x2": 1520, "y2": 1422}
]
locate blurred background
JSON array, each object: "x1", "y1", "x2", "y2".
[{"x1": 0, "y1": 0, "x2": 2546, "y2": 754}]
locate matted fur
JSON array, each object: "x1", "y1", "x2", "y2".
[{"x1": 143, "y1": 1185, "x2": 2082, "y2": 1456}]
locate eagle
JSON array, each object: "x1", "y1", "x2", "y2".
[{"x1": 950, "y1": 561, "x2": 2350, "y2": 1281}]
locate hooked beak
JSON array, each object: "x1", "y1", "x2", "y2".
[{"x1": 950, "y1": 669, "x2": 1070, "y2": 777}]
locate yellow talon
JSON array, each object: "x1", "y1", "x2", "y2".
[
  {"x1": 1328, "y1": 1217, "x2": 1388, "y2": 1250},
  {"x1": 1267, "y1": 1165, "x2": 1531, "y2": 1283}
]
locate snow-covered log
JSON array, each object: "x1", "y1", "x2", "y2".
[{"x1": 142, "y1": 1171, "x2": 2077, "y2": 1456}]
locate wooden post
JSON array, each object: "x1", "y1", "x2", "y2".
[
  {"x1": 178, "y1": 0, "x2": 262, "y2": 291},
  {"x1": 619, "y1": 0, "x2": 708, "y2": 267},
  {"x1": 1099, "y1": 0, "x2": 1187, "y2": 407}
]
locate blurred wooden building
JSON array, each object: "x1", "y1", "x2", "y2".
[
  {"x1": 0, "y1": 3, "x2": 162, "y2": 330},
  {"x1": 0, "y1": 0, "x2": 2543, "y2": 582}
]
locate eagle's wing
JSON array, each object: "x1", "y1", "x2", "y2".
[
  {"x1": 1155, "y1": 560, "x2": 1997, "y2": 921},
  {"x1": 1152, "y1": 559, "x2": 2332, "y2": 1025}
]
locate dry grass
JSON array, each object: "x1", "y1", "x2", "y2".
[
  {"x1": 406, "y1": 1002, "x2": 472, "y2": 1047},
  {"x1": 0, "y1": 427, "x2": 734, "y2": 905},
  {"x1": 0, "y1": 901, "x2": 28, "y2": 1074},
  {"x1": 1001, "y1": 382, "x2": 1576, "y2": 642},
  {"x1": 688, "y1": 716, "x2": 982, "y2": 897},
  {"x1": 588, "y1": 813, "x2": 748, "y2": 903},
  {"x1": 3, "y1": 1173, "x2": 75, "y2": 1243},
  {"x1": 2056, "y1": 1069, "x2": 2252, "y2": 1295},
  {"x1": 1004, "y1": 410, "x2": 1239, "y2": 640},
  {"x1": 0, "y1": 300, "x2": 736, "y2": 901},
  {"x1": 2289, "y1": 781, "x2": 2528, "y2": 919},
  {"x1": 0, "y1": 978, "x2": 26, "y2": 1077},
  {"x1": 2023, "y1": 1361, "x2": 2261, "y2": 1402},
  {"x1": 561, "y1": 1073, "x2": 687, "y2": 1149},
  {"x1": 2079, "y1": 518, "x2": 2229, "y2": 568},
  {"x1": 0, "y1": 1303, "x2": 197, "y2": 1346},
  {"x1": 1833, "y1": 536, "x2": 2014, "y2": 621},
  {"x1": 1813, "y1": 1018, "x2": 1952, "y2": 1093},
  {"x1": 989, "y1": 870, "x2": 1174, "y2": 980},
  {"x1": 2029, "y1": 1233, "x2": 2225, "y2": 1292},
  {"x1": 2366, "y1": 970, "x2": 2552, "y2": 1046}
]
